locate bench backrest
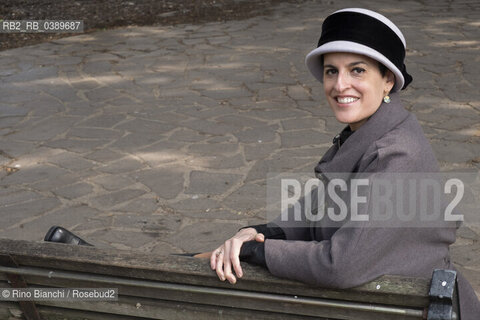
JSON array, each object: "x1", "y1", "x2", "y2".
[{"x1": 0, "y1": 239, "x2": 458, "y2": 320}]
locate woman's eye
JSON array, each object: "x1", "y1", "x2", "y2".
[
  {"x1": 352, "y1": 67, "x2": 365, "y2": 74},
  {"x1": 325, "y1": 68, "x2": 337, "y2": 75}
]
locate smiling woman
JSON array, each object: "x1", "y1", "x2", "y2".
[{"x1": 207, "y1": 8, "x2": 480, "y2": 319}]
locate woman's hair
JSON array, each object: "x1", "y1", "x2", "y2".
[{"x1": 377, "y1": 62, "x2": 388, "y2": 77}]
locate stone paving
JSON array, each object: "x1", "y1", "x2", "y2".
[{"x1": 1, "y1": 0, "x2": 479, "y2": 296}]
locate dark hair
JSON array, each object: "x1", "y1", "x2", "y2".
[
  {"x1": 377, "y1": 62, "x2": 387, "y2": 77},
  {"x1": 320, "y1": 55, "x2": 389, "y2": 78}
]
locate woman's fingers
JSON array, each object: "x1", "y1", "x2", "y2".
[
  {"x1": 215, "y1": 248, "x2": 226, "y2": 281},
  {"x1": 223, "y1": 241, "x2": 237, "y2": 284},
  {"x1": 230, "y1": 238, "x2": 243, "y2": 278},
  {"x1": 210, "y1": 248, "x2": 221, "y2": 270},
  {"x1": 255, "y1": 233, "x2": 265, "y2": 243}
]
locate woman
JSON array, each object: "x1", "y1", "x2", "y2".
[{"x1": 209, "y1": 8, "x2": 480, "y2": 318}]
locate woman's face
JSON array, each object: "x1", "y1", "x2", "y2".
[{"x1": 322, "y1": 52, "x2": 395, "y2": 131}]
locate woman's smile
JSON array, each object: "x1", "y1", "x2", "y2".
[{"x1": 335, "y1": 95, "x2": 360, "y2": 105}]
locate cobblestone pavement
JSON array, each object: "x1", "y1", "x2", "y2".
[{"x1": 1, "y1": 0, "x2": 479, "y2": 296}]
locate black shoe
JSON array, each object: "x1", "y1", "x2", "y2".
[{"x1": 44, "y1": 226, "x2": 93, "y2": 246}]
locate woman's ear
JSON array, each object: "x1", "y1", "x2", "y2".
[{"x1": 384, "y1": 70, "x2": 395, "y2": 92}]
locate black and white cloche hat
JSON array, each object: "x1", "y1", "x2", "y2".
[{"x1": 305, "y1": 8, "x2": 413, "y2": 92}]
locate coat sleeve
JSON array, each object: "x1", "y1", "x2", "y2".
[
  {"x1": 270, "y1": 183, "x2": 328, "y2": 242},
  {"x1": 264, "y1": 143, "x2": 456, "y2": 289}
]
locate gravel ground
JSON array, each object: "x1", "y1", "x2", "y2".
[{"x1": 0, "y1": 0, "x2": 307, "y2": 51}]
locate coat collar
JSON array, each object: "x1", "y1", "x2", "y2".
[{"x1": 314, "y1": 92, "x2": 409, "y2": 179}]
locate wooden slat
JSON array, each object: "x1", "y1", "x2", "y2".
[
  {"x1": 1, "y1": 302, "x2": 152, "y2": 320},
  {"x1": 0, "y1": 268, "x2": 424, "y2": 320},
  {"x1": 36, "y1": 306, "x2": 149, "y2": 320},
  {"x1": 0, "y1": 239, "x2": 430, "y2": 308},
  {"x1": 35, "y1": 296, "x2": 328, "y2": 320}
]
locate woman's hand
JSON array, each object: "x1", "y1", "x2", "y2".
[{"x1": 210, "y1": 227, "x2": 265, "y2": 284}]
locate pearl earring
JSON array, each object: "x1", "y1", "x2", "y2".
[{"x1": 383, "y1": 95, "x2": 391, "y2": 104}]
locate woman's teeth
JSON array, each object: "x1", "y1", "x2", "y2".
[{"x1": 337, "y1": 97, "x2": 358, "y2": 103}]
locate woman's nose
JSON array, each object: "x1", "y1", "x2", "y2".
[{"x1": 334, "y1": 72, "x2": 350, "y2": 92}]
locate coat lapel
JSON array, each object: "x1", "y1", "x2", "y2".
[{"x1": 315, "y1": 92, "x2": 410, "y2": 179}]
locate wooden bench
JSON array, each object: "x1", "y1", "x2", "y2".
[{"x1": 0, "y1": 239, "x2": 459, "y2": 320}]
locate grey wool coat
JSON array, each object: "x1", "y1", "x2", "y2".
[{"x1": 264, "y1": 92, "x2": 480, "y2": 319}]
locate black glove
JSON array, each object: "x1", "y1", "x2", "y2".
[
  {"x1": 239, "y1": 241, "x2": 266, "y2": 268},
  {"x1": 242, "y1": 223, "x2": 286, "y2": 240}
]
